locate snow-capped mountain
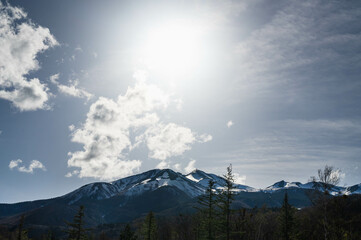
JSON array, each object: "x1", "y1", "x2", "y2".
[
  {"x1": 185, "y1": 169, "x2": 255, "y2": 192},
  {"x1": 263, "y1": 180, "x2": 360, "y2": 196},
  {"x1": 0, "y1": 168, "x2": 360, "y2": 229},
  {"x1": 345, "y1": 183, "x2": 361, "y2": 195},
  {"x1": 62, "y1": 169, "x2": 361, "y2": 205},
  {"x1": 63, "y1": 169, "x2": 208, "y2": 204}
]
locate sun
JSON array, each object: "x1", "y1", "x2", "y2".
[{"x1": 140, "y1": 20, "x2": 204, "y2": 76}]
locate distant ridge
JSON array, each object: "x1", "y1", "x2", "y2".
[{"x1": 0, "y1": 168, "x2": 360, "y2": 229}]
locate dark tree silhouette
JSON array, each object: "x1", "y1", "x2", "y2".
[
  {"x1": 196, "y1": 179, "x2": 217, "y2": 240},
  {"x1": 141, "y1": 211, "x2": 157, "y2": 240},
  {"x1": 218, "y1": 164, "x2": 235, "y2": 240},
  {"x1": 119, "y1": 224, "x2": 137, "y2": 240},
  {"x1": 65, "y1": 205, "x2": 89, "y2": 240},
  {"x1": 279, "y1": 192, "x2": 295, "y2": 240}
]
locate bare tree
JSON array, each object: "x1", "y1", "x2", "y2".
[
  {"x1": 311, "y1": 165, "x2": 341, "y2": 194},
  {"x1": 310, "y1": 165, "x2": 341, "y2": 240}
]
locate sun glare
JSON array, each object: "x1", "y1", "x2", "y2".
[{"x1": 141, "y1": 20, "x2": 204, "y2": 76}]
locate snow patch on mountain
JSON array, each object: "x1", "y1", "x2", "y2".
[{"x1": 62, "y1": 169, "x2": 361, "y2": 205}]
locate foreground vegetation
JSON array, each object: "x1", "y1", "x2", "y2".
[{"x1": 1, "y1": 165, "x2": 360, "y2": 240}]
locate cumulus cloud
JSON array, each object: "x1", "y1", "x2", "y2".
[
  {"x1": 142, "y1": 123, "x2": 210, "y2": 161},
  {"x1": 0, "y1": 2, "x2": 57, "y2": 111},
  {"x1": 184, "y1": 159, "x2": 196, "y2": 173},
  {"x1": 227, "y1": 120, "x2": 233, "y2": 128},
  {"x1": 9, "y1": 159, "x2": 46, "y2": 173},
  {"x1": 67, "y1": 78, "x2": 211, "y2": 180}
]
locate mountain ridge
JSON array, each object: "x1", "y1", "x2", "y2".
[{"x1": 0, "y1": 168, "x2": 360, "y2": 232}]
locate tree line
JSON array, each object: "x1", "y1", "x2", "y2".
[{"x1": 1, "y1": 165, "x2": 360, "y2": 240}]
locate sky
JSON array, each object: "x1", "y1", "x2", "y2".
[{"x1": 0, "y1": 0, "x2": 360, "y2": 203}]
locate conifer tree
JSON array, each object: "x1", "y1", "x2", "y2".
[
  {"x1": 279, "y1": 192, "x2": 294, "y2": 240},
  {"x1": 141, "y1": 211, "x2": 157, "y2": 240},
  {"x1": 119, "y1": 224, "x2": 137, "y2": 240},
  {"x1": 217, "y1": 164, "x2": 235, "y2": 240},
  {"x1": 196, "y1": 179, "x2": 217, "y2": 240},
  {"x1": 17, "y1": 214, "x2": 29, "y2": 240},
  {"x1": 65, "y1": 205, "x2": 89, "y2": 240}
]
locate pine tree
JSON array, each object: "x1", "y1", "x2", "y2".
[
  {"x1": 279, "y1": 192, "x2": 295, "y2": 240},
  {"x1": 17, "y1": 214, "x2": 29, "y2": 240},
  {"x1": 65, "y1": 205, "x2": 89, "y2": 240},
  {"x1": 217, "y1": 164, "x2": 235, "y2": 240},
  {"x1": 141, "y1": 211, "x2": 157, "y2": 240},
  {"x1": 119, "y1": 224, "x2": 137, "y2": 240},
  {"x1": 196, "y1": 179, "x2": 217, "y2": 240}
]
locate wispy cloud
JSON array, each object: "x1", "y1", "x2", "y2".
[
  {"x1": 208, "y1": 119, "x2": 361, "y2": 185},
  {"x1": 9, "y1": 159, "x2": 46, "y2": 173},
  {"x1": 49, "y1": 74, "x2": 93, "y2": 101},
  {"x1": 0, "y1": 2, "x2": 57, "y2": 111},
  {"x1": 184, "y1": 159, "x2": 196, "y2": 173},
  {"x1": 233, "y1": 0, "x2": 361, "y2": 103}
]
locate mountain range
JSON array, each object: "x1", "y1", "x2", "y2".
[{"x1": 0, "y1": 168, "x2": 360, "y2": 230}]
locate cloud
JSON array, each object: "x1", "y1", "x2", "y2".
[
  {"x1": 233, "y1": 0, "x2": 361, "y2": 102},
  {"x1": 227, "y1": 120, "x2": 233, "y2": 128},
  {"x1": 49, "y1": 74, "x2": 93, "y2": 101},
  {"x1": 330, "y1": 168, "x2": 345, "y2": 182},
  {"x1": 65, "y1": 170, "x2": 79, "y2": 178},
  {"x1": 173, "y1": 163, "x2": 181, "y2": 171},
  {"x1": 9, "y1": 159, "x2": 46, "y2": 173},
  {"x1": 184, "y1": 159, "x2": 196, "y2": 173},
  {"x1": 67, "y1": 78, "x2": 212, "y2": 180},
  {"x1": 0, "y1": 78, "x2": 50, "y2": 111},
  {"x1": 233, "y1": 173, "x2": 246, "y2": 185},
  {"x1": 0, "y1": 2, "x2": 57, "y2": 111},
  {"x1": 141, "y1": 123, "x2": 211, "y2": 161},
  {"x1": 208, "y1": 119, "x2": 361, "y2": 186},
  {"x1": 49, "y1": 73, "x2": 60, "y2": 84},
  {"x1": 57, "y1": 80, "x2": 93, "y2": 100}
]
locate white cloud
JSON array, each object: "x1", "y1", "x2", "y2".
[
  {"x1": 68, "y1": 124, "x2": 75, "y2": 131},
  {"x1": 227, "y1": 120, "x2": 233, "y2": 128},
  {"x1": 65, "y1": 170, "x2": 79, "y2": 178},
  {"x1": 143, "y1": 123, "x2": 198, "y2": 161},
  {"x1": 0, "y1": 78, "x2": 50, "y2": 111},
  {"x1": 9, "y1": 159, "x2": 46, "y2": 173},
  {"x1": 234, "y1": 173, "x2": 246, "y2": 185},
  {"x1": 173, "y1": 163, "x2": 182, "y2": 171},
  {"x1": 49, "y1": 73, "x2": 93, "y2": 100},
  {"x1": 184, "y1": 159, "x2": 196, "y2": 173},
  {"x1": 67, "y1": 77, "x2": 211, "y2": 180},
  {"x1": 9, "y1": 159, "x2": 22, "y2": 169},
  {"x1": 330, "y1": 169, "x2": 345, "y2": 181},
  {"x1": 156, "y1": 161, "x2": 169, "y2": 169},
  {"x1": 0, "y1": 2, "x2": 57, "y2": 111},
  {"x1": 49, "y1": 73, "x2": 60, "y2": 84},
  {"x1": 57, "y1": 80, "x2": 93, "y2": 100}
]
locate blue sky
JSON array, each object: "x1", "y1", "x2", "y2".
[{"x1": 1, "y1": 0, "x2": 361, "y2": 203}]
